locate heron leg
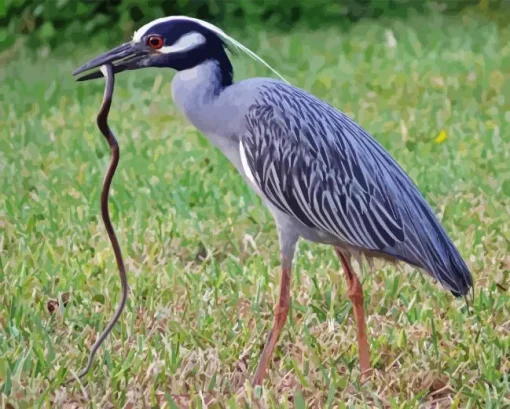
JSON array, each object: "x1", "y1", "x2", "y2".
[
  {"x1": 252, "y1": 229, "x2": 297, "y2": 386},
  {"x1": 252, "y1": 259, "x2": 291, "y2": 385},
  {"x1": 335, "y1": 249, "x2": 372, "y2": 379}
]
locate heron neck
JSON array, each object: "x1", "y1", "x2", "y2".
[
  {"x1": 171, "y1": 59, "x2": 246, "y2": 171},
  {"x1": 171, "y1": 59, "x2": 231, "y2": 129}
]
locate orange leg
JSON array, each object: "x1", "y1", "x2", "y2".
[
  {"x1": 252, "y1": 258, "x2": 292, "y2": 386},
  {"x1": 335, "y1": 249, "x2": 372, "y2": 379}
]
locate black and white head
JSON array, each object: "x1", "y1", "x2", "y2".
[{"x1": 73, "y1": 16, "x2": 286, "y2": 87}]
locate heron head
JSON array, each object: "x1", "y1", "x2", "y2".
[{"x1": 73, "y1": 17, "x2": 231, "y2": 82}]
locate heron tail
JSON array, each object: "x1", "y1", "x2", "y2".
[
  {"x1": 443, "y1": 247, "x2": 473, "y2": 298},
  {"x1": 417, "y1": 204, "x2": 474, "y2": 297}
]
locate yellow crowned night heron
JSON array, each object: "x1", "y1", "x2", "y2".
[{"x1": 73, "y1": 16, "x2": 473, "y2": 385}]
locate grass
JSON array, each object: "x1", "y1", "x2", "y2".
[{"x1": 1, "y1": 10, "x2": 509, "y2": 409}]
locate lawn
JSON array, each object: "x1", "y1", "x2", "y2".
[{"x1": 1, "y1": 11, "x2": 509, "y2": 409}]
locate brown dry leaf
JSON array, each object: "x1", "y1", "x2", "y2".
[
  {"x1": 62, "y1": 402, "x2": 83, "y2": 409},
  {"x1": 276, "y1": 372, "x2": 299, "y2": 397},
  {"x1": 47, "y1": 292, "x2": 71, "y2": 314},
  {"x1": 231, "y1": 354, "x2": 250, "y2": 390},
  {"x1": 61, "y1": 292, "x2": 70, "y2": 306},
  {"x1": 421, "y1": 372, "x2": 452, "y2": 400},
  {"x1": 47, "y1": 299, "x2": 59, "y2": 314},
  {"x1": 236, "y1": 298, "x2": 252, "y2": 320},
  {"x1": 429, "y1": 377, "x2": 448, "y2": 394},
  {"x1": 154, "y1": 391, "x2": 202, "y2": 408},
  {"x1": 194, "y1": 242, "x2": 208, "y2": 262}
]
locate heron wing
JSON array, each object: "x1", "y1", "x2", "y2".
[{"x1": 240, "y1": 82, "x2": 472, "y2": 295}]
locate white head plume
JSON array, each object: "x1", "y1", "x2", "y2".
[{"x1": 133, "y1": 16, "x2": 289, "y2": 84}]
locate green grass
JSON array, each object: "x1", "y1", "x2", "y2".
[{"x1": 1, "y1": 11, "x2": 509, "y2": 409}]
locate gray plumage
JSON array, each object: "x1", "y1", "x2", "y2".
[
  {"x1": 242, "y1": 82, "x2": 472, "y2": 296},
  {"x1": 72, "y1": 16, "x2": 474, "y2": 296},
  {"x1": 173, "y1": 63, "x2": 472, "y2": 297}
]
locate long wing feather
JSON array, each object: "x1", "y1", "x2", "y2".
[{"x1": 241, "y1": 82, "x2": 473, "y2": 296}]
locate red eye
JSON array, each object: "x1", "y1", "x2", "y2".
[{"x1": 147, "y1": 35, "x2": 164, "y2": 49}]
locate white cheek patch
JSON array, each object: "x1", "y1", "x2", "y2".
[{"x1": 159, "y1": 31, "x2": 206, "y2": 54}]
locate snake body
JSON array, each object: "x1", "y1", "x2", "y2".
[{"x1": 66, "y1": 63, "x2": 128, "y2": 384}]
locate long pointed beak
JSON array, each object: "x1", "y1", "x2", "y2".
[{"x1": 73, "y1": 42, "x2": 149, "y2": 81}]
